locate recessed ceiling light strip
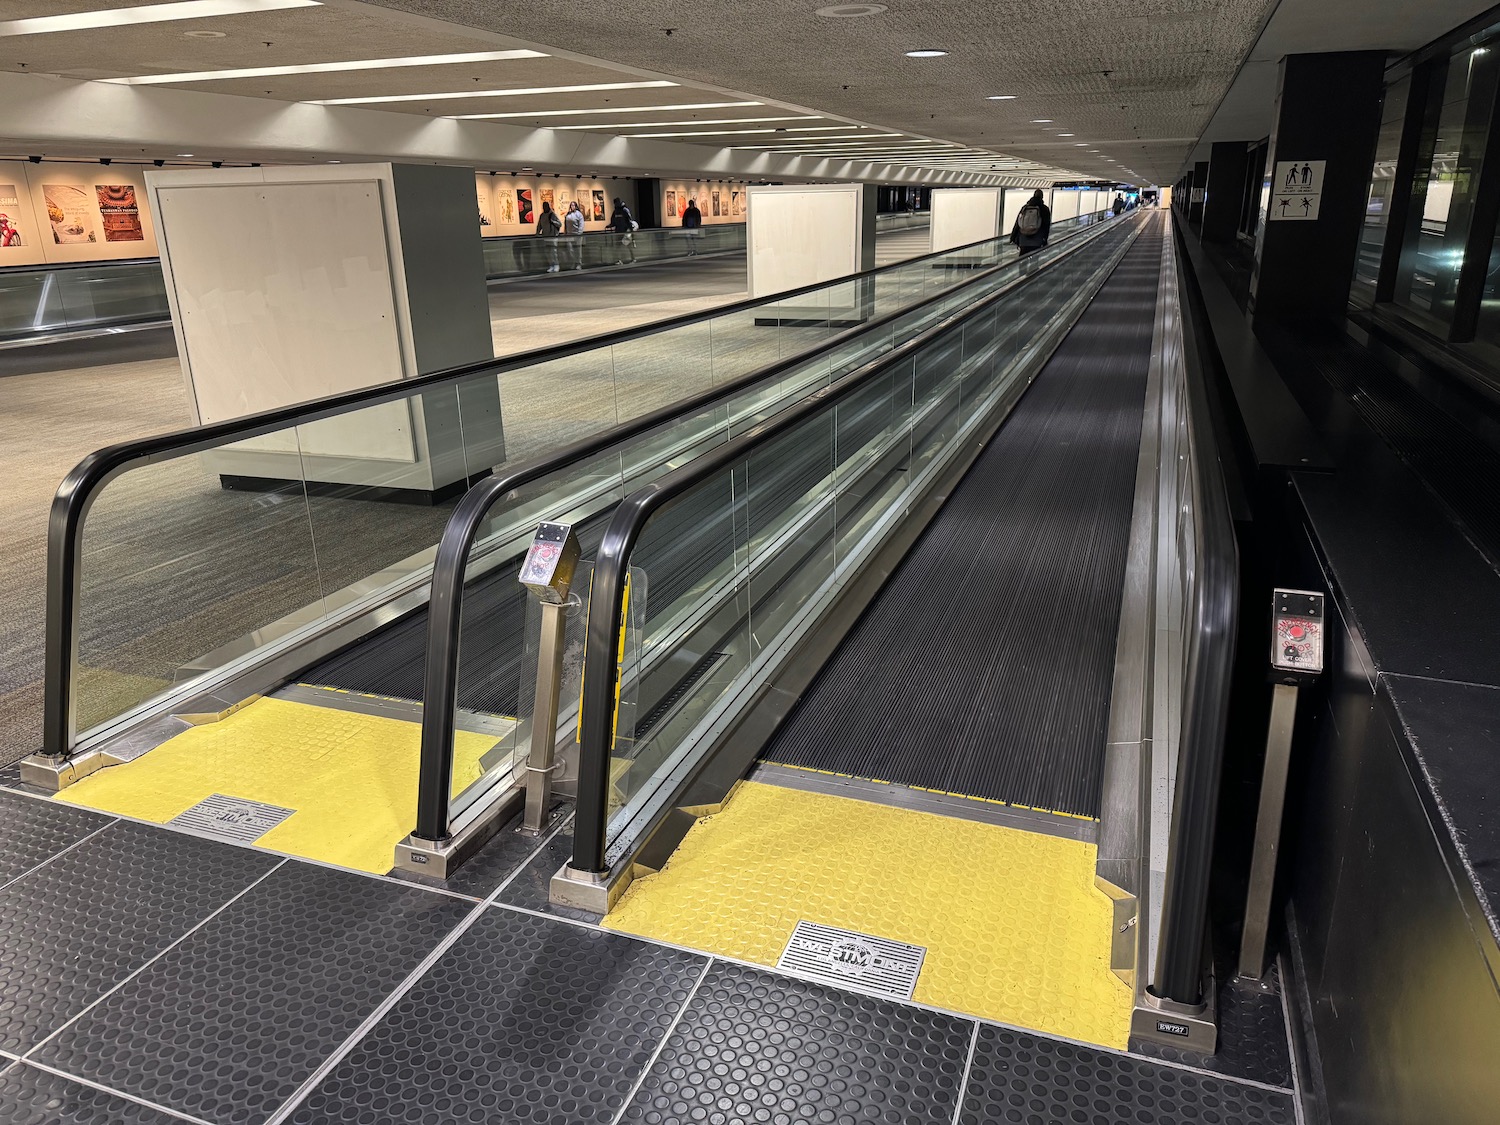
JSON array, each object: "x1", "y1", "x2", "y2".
[
  {"x1": 105, "y1": 49, "x2": 547, "y2": 84},
  {"x1": 313, "y1": 80, "x2": 677, "y2": 106},
  {"x1": 0, "y1": 0, "x2": 318, "y2": 37},
  {"x1": 550, "y1": 116, "x2": 813, "y2": 130},
  {"x1": 452, "y1": 101, "x2": 760, "y2": 120}
]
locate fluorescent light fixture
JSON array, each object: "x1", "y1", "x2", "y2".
[
  {"x1": 104, "y1": 49, "x2": 547, "y2": 85},
  {"x1": 451, "y1": 101, "x2": 760, "y2": 120},
  {"x1": 1057, "y1": 133, "x2": 1074, "y2": 137},
  {"x1": 986, "y1": 95, "x2": 1017, "y2": 100},
  {"x1": 904, "y1": 49, "x2": 948, "y2": 58},
  {"x1": 625, "y1": 128, "x2": 781, "y2": 138},
  {"x1": 0, "y1": 0, "x2": 317, "y2": 37},
  {"x1": 550, "y1": 116, "x2": 812, "y2": 130},
  {"x1": 1031, "y1": 119, "x2": 1052, "y2": 123},
  {"x1": 312, "y1": 80, "x2": 676, "y2": 106}
]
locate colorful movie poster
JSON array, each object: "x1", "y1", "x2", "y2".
[
  {"x1": 95, "y1": 185, "x2": 144, "y2": 242},
  {"x1": 0, "y1": 185, "x2": 24, "y2": 247},
  {"x1": 43, "y1": 184, "x2": 98, "y2": 244},
  {"x1": 540, "y1": 187, "x2": 555, "y2": 211},
  {"x1": 665, "y1": 189, "x2": 677, "y2": 218},
  {"x1": 711, "y1": 191, "x2": 721, "y2": 217},
  {"x1": 731, "y1": 190, "x2": 743, "y2": 217},
  {"x1": 497, "y1": 189, "x2": 516, "y2": 225},
  {"x1": 591, "y1": 190, "x2": 605, "y2": 221},
  {"x1": 517, "y1": 188, "x2": 535, "y2": 225},
  {"x1": 476, "y1": 185, "x2": 493, "y2": 229}
]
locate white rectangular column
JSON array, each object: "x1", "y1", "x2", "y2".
[
  {"x1": 746, "y1": 183, "x2": 875, "y2": 326},
  {"x1": 147, "y1": 163, "x2": 500, "y2": 501},
  {"x1": 929, "y1": 188, "x2": 1003, "y2": 253}
]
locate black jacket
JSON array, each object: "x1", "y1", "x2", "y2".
[
  {"x1": 682, "y1": 204, "x2": 703, "y2": 229},
  {"x1": 1011, "y1": 199, "x2": 1052, "y2": 249},
  {"x1": 608, "y1": 206, "x2": 634, "y2": 233}
]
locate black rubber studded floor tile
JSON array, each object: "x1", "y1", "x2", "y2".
[
  {"x1": 0, "y1": 791, "x2": 112, "y2": 886},
  {"x1": 1131, "y1": 965, "x2": 1293, "y2": 1089},
  {"x1": 0, "y1": 819, "x2": 277, "y2": 1052},
  {"x1": 494, "y1": 828, "x2": 601, "y2": 924},
  {"x1": 620, "y1": 961, "x2": 973, "y2": 1125},
  {"x1": 960, "y1": 1026, "x2": 1297, "y2": 1124},
  {"x1": 31, "y1": 860, "x2": 472, "y2": 1125},
  {"x1": 287, "y1": 907, "x2": 705, "y2": 1125},
  {"x1": 0, "y1": 1062, "x2": 183, "y2": 1124},
  {"x1": 386, "y1": 802, "x2": 569, "y2": 901}
]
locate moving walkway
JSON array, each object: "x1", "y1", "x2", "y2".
[{"x1": 24, "y1": 207, "x2": 1120, "y2": 875}]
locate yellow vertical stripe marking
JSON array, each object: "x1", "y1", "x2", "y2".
[{"x1": 604, "y1": 781, "x2": 1132, "y2": 1048}]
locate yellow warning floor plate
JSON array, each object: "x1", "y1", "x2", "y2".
[
  {"x1": 604, "y1": 780, "x2": 1132, "y2": 1048},
  {"x1": 55, "y1": 696, "x2": 504, "y2": 875}
]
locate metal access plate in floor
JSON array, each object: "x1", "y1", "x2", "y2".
[{"x1": 777, "y1": 920, "x2": 926, "y2": 1000}]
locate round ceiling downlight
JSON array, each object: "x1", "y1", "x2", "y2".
[{"x1": 815, "y1": 3, "x2": 887, "y2": 16}]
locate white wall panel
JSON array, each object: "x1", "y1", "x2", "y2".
[
  {"x1": 746, "y1": 184, "x2": 866, "y2": 299},
  {"x1": 1003, "y1": 188, "x2": 1050, "y2": 236},
  {"x1": 929, "y1": 188, "x2": 1002, "y2": 252},
  {"x1": 1051, "y1": 190, "x2": 1081, "y2": 221}
]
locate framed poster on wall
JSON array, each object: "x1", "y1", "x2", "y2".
[
  {"x1": 591, "y1": 190, "x2": 606, "y2": 221},
  {"x1": 517, "y1": 188, "x2": 535, "y2": 225},
  {"x1": 665, "y1": 189, "x2": 677, "y2": 218},
  {"x1": 711, "y1": 191, "x2": 721, "y2": 217},
  {"x1": 497, "y1": 189, "x2": 516, "y2": 225},
  {"x1": 0, "y1": 184, "x2": 27, "y2": 247},
  {"x1": 43, "y1": 184, "x2": 99, "y2": 244},
  {"x1": 95, "y1": 184, "x2": 144, "y2": 242}
]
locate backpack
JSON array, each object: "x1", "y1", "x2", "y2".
[{"x1": 1017, "y1": 205, "x2": 1042, "y2": 236}]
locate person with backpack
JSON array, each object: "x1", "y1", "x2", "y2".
[
  {"x1": 681, "y1": 198, "x2": 703, "y2": 254},
  {"x1": 1011, "y1": 190, "x2": 1051, "y2": 256},
  {"x1": 1112, "y1": 193, "x2": 1126, "y2": 217},
  {"x1": 564, "y1": 200, "x2": 586, "y2": 269},
  {"x1": 609, "y1": 197, "x2": 638, "y2": 264},
  {"x1": 536, "y1": 201, "x2": 563, "y2": 272}
]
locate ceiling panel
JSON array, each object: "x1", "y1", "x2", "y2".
[{"x1": 356, "y1": 0, "x2": 1278, "y2": 181}]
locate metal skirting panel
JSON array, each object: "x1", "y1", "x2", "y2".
[{"x1": 761, "y1": 229, "x2": 1163, "y2": 818}]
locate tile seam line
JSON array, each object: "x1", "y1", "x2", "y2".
[
  {"x1": 607, "y1": 957, "x2": 716, "y2": 1125},
  {"x1": 492, "y1": 899, "x2": 1296, "y2": 1095},
  {"x1": 16, "y1": 786, "x2": 478, "y2": 905},
  {"x1": 948, "y1": 1021, "x2": 981, "y2": 1125},
  {"x1": 0, "y1": 816, "x2": 119, "y2": 895},
  {"x1": 20, "y1": 857, "x2": 290, "y2": 1063},
  {"x1": 260, "y1": 812, "x2": 574, "y2": 1125},
  {"x1": 17, "y1": 1058, "x2": 217, "y2": 1125}
]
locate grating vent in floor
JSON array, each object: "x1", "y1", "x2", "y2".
[
  {"x1": 169, "y1": 794, "x2": 295, "y2": 843},
  {"x1": 776, "y1": 920, "x2": 926, "y2": 1001}
]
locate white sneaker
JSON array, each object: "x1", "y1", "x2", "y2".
[{"x1": 547, "y1": 264, "x2": 559, "y2": 273}]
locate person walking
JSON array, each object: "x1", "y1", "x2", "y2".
[
  {"x1": 1112, "y1": 193, "x2": 1126, "y2": 217},
  {"x1": 681, "y1": 197, "x2": 703, "y2": 255},
  {"x1": 609, "y1": 197, "x2": 637, "y2": 264},
  {"x1": 1010, "y1": 189, "x2": 1051, "y2": 257},
  {"x1": 564, "y1": 200, "x2": 586, "y2": 270},
  {"x1": 536, "y1": 200, "x2": 563, "y2": 272}
]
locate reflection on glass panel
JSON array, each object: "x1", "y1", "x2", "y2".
[
  {"x1": 1395, "y1": 45, "x2": 1500, "y2": 327},
  {"x1": 1353, "y1": 76, "x2": 1411, "y2": 304},
  {"x1": 75, "y1": 427, "x2": 320, "y2": 735}
]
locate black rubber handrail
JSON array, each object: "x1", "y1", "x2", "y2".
[
  {"x1": 40, "y1": 221, "x2": 1052, "y2": 762},
  {"x1": 568, "y1": 211, "x2": 1141, "y2": 874},
  {"x1": 411, "y1": 209, "x2": 1116, "y2": 840},
  {"x1": 1151, "y1": 212, "x2": 1241, "y2": 1007}
]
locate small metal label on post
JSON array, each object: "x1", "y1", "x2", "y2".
[{"x1": 1156, "y1": 1019, "x2": 1191, "y2": 1038}]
